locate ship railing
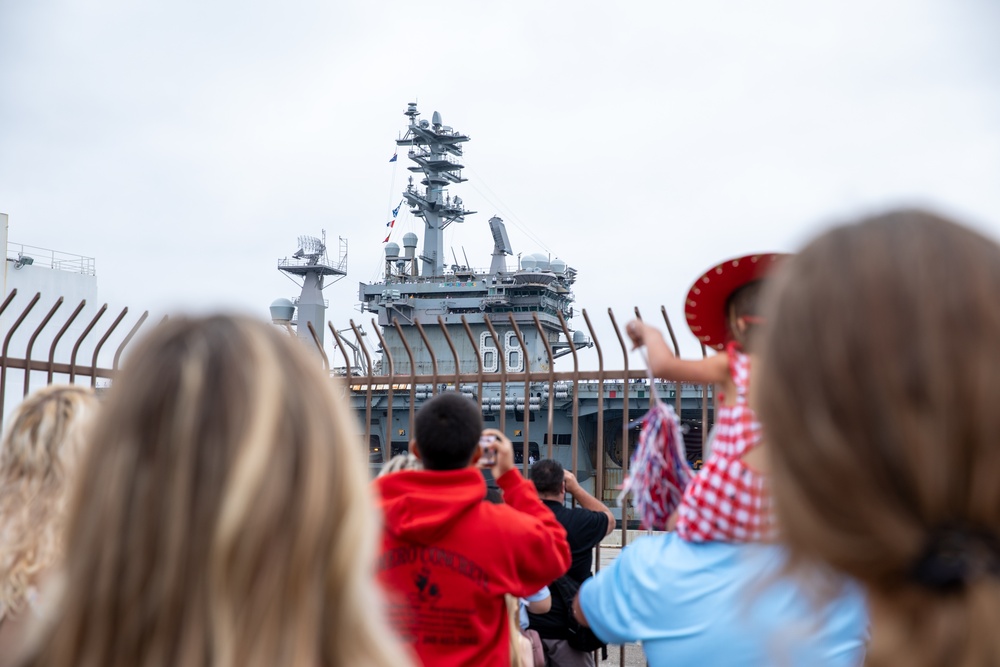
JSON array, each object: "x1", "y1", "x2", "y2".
[{"x1": 5, "y1": 242, "x2": 96, "y2": 276}]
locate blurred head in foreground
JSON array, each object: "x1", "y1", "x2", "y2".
[
  {"x1": 0, "y1": 385, "x2": 97, "y2": 619},
  {"x1": 757, "y1": 209, "x2": 1000, "y2": 667},
  {"x1": 20, "y1": 315, "x2": 409, "y2": 667}
]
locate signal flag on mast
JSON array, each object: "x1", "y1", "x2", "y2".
[{"x1": 389, "y1": 153, "x2": 398, "y2": 162}]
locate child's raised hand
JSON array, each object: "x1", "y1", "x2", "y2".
[{"x1": 626, "y1": 320, "x2": 646, "y2": 349}]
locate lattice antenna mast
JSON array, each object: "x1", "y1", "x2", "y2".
[{"x1": 396, "y1": 102, "x2": 476, "y2": 277}]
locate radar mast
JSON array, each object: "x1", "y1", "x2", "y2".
[{"x1": 396, "y1": 102, "x2": 476, "y2": 277}]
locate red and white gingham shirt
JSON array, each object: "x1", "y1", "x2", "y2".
[{"x1": 675, "y1": 342, "x2": 774, "y2": 542}]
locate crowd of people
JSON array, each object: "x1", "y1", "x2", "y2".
[{"x1": 0, "y1": 207, "x2": 998, "y2": 666}]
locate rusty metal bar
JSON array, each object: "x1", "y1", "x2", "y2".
[
  {"x1": 1, "y1": 293, "x2": 41, "y2": 426},
  {"x1": 413, "y1": 320, "x2": 438, "y2": 396},
  {"x1": 609, "y1": 308, "x2": 630, "y2": 546},
  {"x1": 328, "y1": 324, "x2": 353, "y2": 378},
  {"x1": 609, "y1": 307, "x2": 631, "y2": 667},
  {"x1": 23, "y1": 297, "x2": 63, "y2": 398},
  {"x1": 438, "y1": 316, "x2": 461, "y2": 392},
  {"x1": 371, "y1": 319, "x2": 396, "y2": 459},
  {"x1": 69, "y1": 304, "x2": 107, "y2": 384},
  {"x1": 306, "y1": 321, "x2": 330, "y2": 372},
  {"x1": 0, "y1": 289, "x2": 17, "y2": 318},
  {"x1": 113, "y1": 311, "x2": 149, "y2": 372},
  {"x1": 460, "y1": 316, "x2": 485, "y2": 413},
  {"x1": 482, "y1": 316, "x2": 507, "y2": 434},
  {"x1": 393, "y1": 318, "x2": 418, "y2": 429},
  {"x1": 507, "y1": 314, "x2": 531, "y2": 476},
  {"x1": 582, "y1": 308, "x2": 606, "y2": 572},
  {"x1": 556, "y1": 311, "x2": 581, "y2": 507},
  {"x1": 90, "y1": 307, "x2": 128, "y2": 388},
  {"x1": 349, "y1": 320, "x2": 373, "y2": 453},
  {"x1": 531, "y1": 313, "x2": 557, "y2": 460},
  {"x1": 661, "y1": 306, "x2": 683, "y2": 418},
  {"x1": 47, "y1": 300, "x2": 86, "y2": 384}
]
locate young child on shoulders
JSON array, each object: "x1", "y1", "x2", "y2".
[{"x1": 626, "y1": 253, "x2": 783, "y2": 542}]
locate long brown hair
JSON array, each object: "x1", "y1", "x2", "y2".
[
  {"x1": 0, "y1": 385, "x2": 97, "y2": 619},
  {"x1": 20, "y1": 315, "x2": 411, "y2": 667},
  {"x1": 757, "y1": 209, "x2": 1000, "y2": 667}
]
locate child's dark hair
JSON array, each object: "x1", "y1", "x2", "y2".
[
  {"x1": 726, "y1": 280, "x2": 764, "y2": 349},
  {"x1": 529, "y1": 459, "x2": 564, "y2": 496},
  {"x1": 413, "y1": 392, "x2": 483, "y2": 471}
]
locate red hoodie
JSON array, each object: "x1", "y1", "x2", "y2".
[{"x1": 375, "y1": 467, "x2": 571, "y2": 667}]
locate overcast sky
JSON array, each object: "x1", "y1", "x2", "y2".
[{"x1": 2, "y1": 0, "x2": 999, "y2": 362}]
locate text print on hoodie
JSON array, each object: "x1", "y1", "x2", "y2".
[{"x1": 375, "y1": 466, "x2": 571, "y2": 667}]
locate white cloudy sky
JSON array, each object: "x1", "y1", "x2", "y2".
[{"x1": 2, "y1": 0, "x2": 999, "y2": 362}]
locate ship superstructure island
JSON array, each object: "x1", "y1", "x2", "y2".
[
  {"x1": 277, "y1": 103, "x2": 715, "y2": 501},
  {"x1": 360, "y1": 103, "x2": 586, "y2": 378}
]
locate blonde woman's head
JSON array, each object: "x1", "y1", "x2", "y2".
[
  {"x1": 24, "y1": 314, "x2": 409, "y2": 667},
  {"x1": 0, "y1": 385, "x2": 97, "y2": 617},
  {"x1": 758, "y1": 209, "x2": 1000, "y2": 667}
]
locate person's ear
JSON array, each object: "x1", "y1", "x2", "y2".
[
  {"x1": 736, "y1": 316, "x2": 749, "y2": 335},
  {"x1": 469, "y1": 445, "x2": 482, "y2": 468},
  {"x1": 409, "y1": 439, "x2": 421, "y2": 460}
]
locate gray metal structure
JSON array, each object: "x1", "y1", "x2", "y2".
[
  {"x1": 360, "y1": 103, "x2": 589, "y2": 378},
  {"x1": 277, "y1": 232, "x2": 347, "y2": 347}
]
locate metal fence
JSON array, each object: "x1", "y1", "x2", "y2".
[{"x1": 1, "y1": 289, "x2": 715, "y2": 663}]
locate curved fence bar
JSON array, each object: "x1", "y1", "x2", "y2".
[
  {"x1": 460, "y1": 316, "x2": 484, "y2": 412},
  {"x1": 90, "y1": 307, "x2": 129, "y2": 388},
  {"x1": 393, "y1": 318, "x2": 418, "y2": 429},
  {"x1": 23, "y1": 297, "x2": 63, "y2": 397},
  {"x1": 0, "y1": 289, "x2": 17, "y2": 317},
  {"x1": 608, "y1": 308, "x2": 631, "y2": 548},
  {"x1": 371, "y1": 319, "x2": 396, "y2": 465},
  {"x1": 47, "y1": 300, "x2": 86, "y2": 384},
  {"x1": 556, "y1": 310, "x2": 581, "y2": 501},
  {"x1": 0, "y1": 293, "x2": 41, "y2": 426},
  {"x1": 438, "y1": 316, "x2": 461, "y2": 391},
  {"x1": 532, "y1": 313, "x2": 557, "y2": 460},
  {"x1": 507, "y1": 313, "x2": 532, "y2": 475},
  {"x1": 69, "y1": 305, "x2": 107, "y2": 384},
  {"x1": 482, "y1": 317, "x2": 507, "y2": 434},
  {"x1": 661, "y1": 306, "x2": 683, "y2": 416},
  {"x1": 306, "y1": 322, "x2": 330, "y2": 372},
  {"x1": 413, "y1": 320, "x2": 438, "y2": 396},
  {"x1": 113, "y1": 311, "x2": 149, "y2": 372},
  {"x1": 328, "y1": 323, "x2": 353, "y2": 377},
  {"x1": 349, "y1": 320, "x2": 373, "y2": 453}
]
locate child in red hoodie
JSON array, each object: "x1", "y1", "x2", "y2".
[{"x1": 374, "y1": 392, "x2": 571, "y2": 667}]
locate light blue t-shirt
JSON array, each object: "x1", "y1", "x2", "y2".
[
  {"x1": 579, "y1": 534, "x2": 868, "y2": 667},
  {"x1": 519, "y1": 586, "x2": 550, "y2": 630}
]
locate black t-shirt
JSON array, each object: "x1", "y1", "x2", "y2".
[
  {"x1": 528, "y1": 500, "x2": 609, "y2": 639},
  {"x1": 542, "y1": 499, "x2": 609, "y2": 585}
]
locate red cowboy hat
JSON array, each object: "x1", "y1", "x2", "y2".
[{"x1": 684, "y1": 253, "x2": 785, "y2": 351}]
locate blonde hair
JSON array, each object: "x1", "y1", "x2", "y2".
[
  {"x1": 757, "y1": 210, "x2": 1000, "y2": 667},
  {"x1": 21, "y1": 315, "x2": 411, "y2": 667},
  {"x1": 0, "y1": 385, "x2": 97, "y2": 619}
]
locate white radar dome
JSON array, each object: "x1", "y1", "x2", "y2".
[
  {"x1": 269, "y1": 298, "x2": 295, "y2": 323},
  {"x1": 402, "y1": 232, "x2": 419, "y2": 248},
  {"x1": 520, "y1": 255, "x2": 538, "y2": 271},
  {"x1": 385, "y1": 243, "x2": 400, "y2": 258},
  {"x1": 529, "y1": 253, "x2": 550, "y2": 271},
  {"x1": 550, "y1": 258, "x2": 567, "y2": 274}
]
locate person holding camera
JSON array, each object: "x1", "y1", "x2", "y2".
[
  {"x1": 528, "y1": 460, "x2": 615, "y2": 667},
  {"x1": 374, "y1": 392, "x2": 571, "y2": 667}
]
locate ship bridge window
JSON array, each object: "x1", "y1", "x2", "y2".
[
  {"x1": 369, "y1": 435, "x2": 384, "y2": 464},
  {"x1": 513, "y1": 442, "x2": 540, "y2": 465},
  {"x1": 543, "y1": 433, "x2": 573, "y2": 445}
]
